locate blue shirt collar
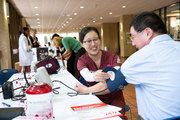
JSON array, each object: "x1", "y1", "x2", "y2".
[{"x1": 149, "y1": 34, "x2": 173, "y2": 45}]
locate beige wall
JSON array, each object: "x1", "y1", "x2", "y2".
[
  {"x1": 0, "y1": 1, "x2": 27, "y2": 69},
  {"x1": 0, "y1": 0, "x2": 12, "y2": 69},
  {"x1": 96, "y1": 26, "x2": 101, "y2": 37},
  {"x1": 119, "y1": 15, "x2": 136, "y2": 57},
  {"x1": 101, "y1": 23, "x2": 119, "y2": 54}
]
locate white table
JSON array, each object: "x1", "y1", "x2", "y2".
[{"x1": 0, "y1": 70, "x2": 122, "y2": 120}]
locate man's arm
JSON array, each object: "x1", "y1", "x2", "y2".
[
  {"x1": 75, "y1": 81, "x2": 110, "y2": 95},
  {"x1": 75, "y1": 67, "x2": 128, "y2": 94}
]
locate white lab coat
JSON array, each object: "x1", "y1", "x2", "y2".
[{"x1": 18, "y1": 33, "x2": 33, "y2": 66}]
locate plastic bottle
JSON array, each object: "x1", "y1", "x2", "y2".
[{"x1": 26, "y1": 83, "x2": 53, "y2": 119}]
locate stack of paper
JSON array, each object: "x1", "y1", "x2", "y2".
[{"x1": 68, "y1": 95, "x2": 123, "y2": 120}]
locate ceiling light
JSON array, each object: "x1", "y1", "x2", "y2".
[
  {"x1": 69, "y1": 18, "x2": 72, "y2": 20},
  {"x1": 122, "y1": 6, "x2": 126, "y2": 8},
  {"x1": 171, "y1": 10, "x2": 180, "y2": 13},
  {"x1": 37, "y1": 18, "x2": 40, "y2": 20},
  {"x1": 80, "y1": 6, "x2": 84, "y2": 9},
  {"x1": 34, "y1": 6, "x2": 38, "y2": 9},
  {"x1": 169, "y1": 4, "x2": 176, "y2": 7},
  {"x1": 100, "y1": 17, "x2": 103, "y2": 19},
  {"x1": 109, "y1": 12, "x2": 112, "y2": 15},
  {"x1": 35, "y1": 13, "x2": 39, "y2": 16},
  {"x1": 37, "y1": 22, "x2": 40, "y2": 24},
  {"x1": 66, "y1": 14, "x2": 70, "y2": 16},
  {"x1": 74, "y1": 13, "x2": 77, "y2": 15},
  {"x1": 66, "y1": 21, "x2": 69, "y2": 23},
  {"x1": 167, "y1": 13, "x2": 180, "y2": 16},
  {"x1": 93, "y1": 21, "x2": 96, "y2": 23},
  {"x1": 38, "y1": 25, "x2": 40, "y2": 26}
]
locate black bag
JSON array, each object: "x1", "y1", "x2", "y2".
[{"x1": 36, "y1": 56, "x2": 60, "y2": 74}]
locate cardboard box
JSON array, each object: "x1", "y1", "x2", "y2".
[{"x1": 15, "y1": 62, "x2": 22, "y2": 73}]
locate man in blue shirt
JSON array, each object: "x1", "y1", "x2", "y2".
[{"x1": 75, "y1": 12, "x2": 180, "y2": 120}]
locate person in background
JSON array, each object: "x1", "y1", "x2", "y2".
[
  {"x1": 52, "y1": 36, "x2": 86, "y2": 79},
  {"x1": 75, "y1": 12, "x2": 180, "y2": 120},
  {"x1": 51, "y1": 33, "x2": 65, "y2": 56},
  {"x1": 76, "y1": 26, "x2": 126, "y2": 116},
  {"x1": 51, "y1": 33, "x2": 60, "y2": 40},
  {"x1": 27, "y1": 29, "x2": 33, "y2": 48},
  {"x1": 30, "y1": 29, "x2": 40, "y2": 48},
  {"x1": 18, "y1": 27, "x2": 33, "y2": 72}
]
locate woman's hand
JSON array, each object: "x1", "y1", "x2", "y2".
[
  {"x1": 62, "y1": 49, "x2": 72, "y2": 60},
  {"x1": 56, "y1": 56, "x2": 62, "y2": 60},
  {"x1": 64, "y1": 54, "x2": 71, "y2": 61},
  {"x1": 93, "y1": 70, "x2": 111, "y2": 81},
  {"x1": 30, "y1": 44, "x2": 33, "y2": 48}
]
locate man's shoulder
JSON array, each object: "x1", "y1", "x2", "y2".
[
  {"x1": 29, "y1": 36, "x2": 33, "y2": 40},
  {"x1": 35, "y1": 36, "x2": 38, "y2": 40}
]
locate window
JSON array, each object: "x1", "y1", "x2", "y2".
[{"x1": 166, "y1": 2, "x2": 180, "y2": 40}]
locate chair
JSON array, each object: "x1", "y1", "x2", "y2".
[
  {"x1": 125, "y1": 105, "x2": 132, "y2": 120},
  {"x1": 0, "y1": 69, "x2": 18, "y2": 85},
  {"x1": 14, "y1": 62, "x2": 22, "y2": 73},
  {"x1": 163, "y1": 116, "x2": 180, "y2": 120}
]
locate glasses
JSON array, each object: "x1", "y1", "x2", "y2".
[
  {"x1": 130, "y1": 32, "x2": 141, "y2": 41},
  {"x1": 130, "y1": 29, "x2": 145, "y2": 41},
  {"x1": 83, "y1": 37, "x2": 99, "y2": 44}
]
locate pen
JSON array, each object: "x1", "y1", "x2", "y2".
[
  {"x1": 2, "y1": 102, "x2": 11, "y2": 107},
  {"x1": 53, "y1": 87, "x2": 60, "y2": 90}
]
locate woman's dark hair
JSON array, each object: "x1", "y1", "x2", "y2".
[
  {"x1": 22, "y1": 27, "x2": 29, "y2": 37},
  {"x1": 130, "y1": 12, "x2": 167, "y2": 34},
  {"x1": 80, "y1": 27, "x2": 100, "y2": 43}
]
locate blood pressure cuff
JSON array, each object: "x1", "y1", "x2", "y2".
[{"x1": 103, "y1": 66, "x2": 128, "y2": 93}]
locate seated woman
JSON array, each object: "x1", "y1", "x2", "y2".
[
  {"x1": 52, "y1": 36, "x2": 85, "y2": 79},
  {"x1": 75, "y1": 26, "x2": 126, "y2": 115}
]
